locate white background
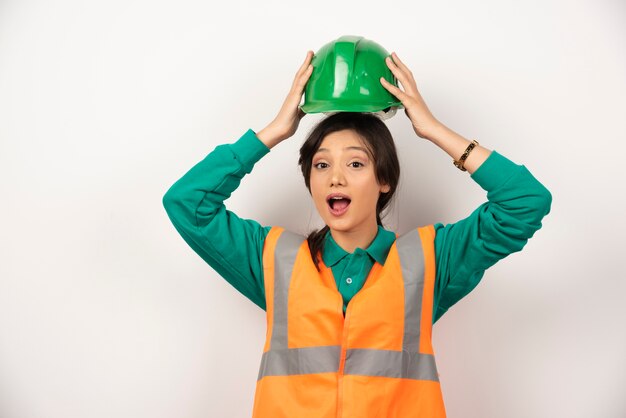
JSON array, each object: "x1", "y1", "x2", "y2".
[{"x1": 1, "y1": 0, "x2": 625, "y2": 417}]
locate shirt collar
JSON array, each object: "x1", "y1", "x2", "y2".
[{"x1": 322, "y1": 225, "x2": 397, "y2": 267}]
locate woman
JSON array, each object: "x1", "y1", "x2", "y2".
[{"x1": 162, "y1": 50, "x2": 552, "y2": 417}]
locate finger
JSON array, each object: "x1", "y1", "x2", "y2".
[
  {"x1": 292, "y1": 63, "x2": 313, "y2": 91},
  {"x1": 291, "y1": 51, "x2": 313, "y2": 90},
  {"x1": 385, "y1": 56, "x2": 417, "y2": 96},
  {"x1": 385, "y1": 57, "x2": 413, "y2": 94},
  {"x1": 390, "y1": 52, "x2": 413, "y2": 77},
  {"x1": 296, "y1": 50, "x2": 314, "y2": 76},
  {"x1": 385, "y1": 56, "x2": 409, "y2": 87},
  {"x1": 380, "y1": 76, "x2": 409, "y2": 102},
  {"x1": 284, "y1": 64, "x2": 313, "y2": 112}
]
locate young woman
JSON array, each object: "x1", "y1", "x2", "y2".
[{"x1": 163, "y1": 51, "x2": 552, "y2": 417}]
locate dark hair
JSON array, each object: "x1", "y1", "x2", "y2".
[{"x1": 298, "y1": 112, "x2": 401, "y2": 272}]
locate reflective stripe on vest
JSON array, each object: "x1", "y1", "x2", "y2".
[{"x1": 257, "y1": 227, "x2": 439, "y2": 382}]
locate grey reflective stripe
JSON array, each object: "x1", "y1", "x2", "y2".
[
  {"x1": 258, "y1": 227, "x2": 438, "y2": 382},
  {"x1": 258, "y1": 346, "x2": 341, "y2": 378},
  {"x1": 258, "y1": 229, "x2": 340, "y2": 380},
  {"x1": 379, "y1": 227, "x2": 438, "y2": 382},
  {"x1": 270, "y1": 230, "x2": 306, "y2": 351},
  {"x1": 344, "y1": 348, "x2": 438, "y2": 381},
  {"x1": 395, "y1": 228, "x2": 425, "y2": 354}
]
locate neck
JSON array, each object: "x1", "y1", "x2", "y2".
[{"x1": 329, "y1": 222, "x2": 379, "y2": 254}]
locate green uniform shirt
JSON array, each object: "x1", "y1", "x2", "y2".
[{"x1": 163, "y1": 129, "x2": 552, "y2": 324}]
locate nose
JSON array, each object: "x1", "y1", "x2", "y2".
[{"x1": 330, "y1": 165, "x2": 346, "y2": 187}]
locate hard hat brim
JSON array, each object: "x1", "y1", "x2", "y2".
[{"x1": 300, "y1": 101, "x2": 403, "y2": 114}]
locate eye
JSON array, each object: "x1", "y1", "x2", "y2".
[
  {"x1": 349, "y1": 161, "x2": 364, "y2": 168},
  {"x1": 313, "y1": 162, "x2": 329, "y2": 169}
]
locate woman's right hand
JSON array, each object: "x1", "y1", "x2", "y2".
[{"x1": 257, "y1": 51, "x2": 314, "y2": 149}]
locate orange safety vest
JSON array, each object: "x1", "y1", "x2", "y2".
[{"x1": 252, "y1": 225, "x2": 446, "y2": 418}]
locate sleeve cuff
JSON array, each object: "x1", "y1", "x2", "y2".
[
  {"x1": 470, "y1": 150, "x2": 522, "y2": 192},
  {"x1": 229, "y1": 128, "x2": 271, "y2": 170}
]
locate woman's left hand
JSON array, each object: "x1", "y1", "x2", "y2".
[{"x1": 380, "y1": 52, "x2": 440, "y2": 140}]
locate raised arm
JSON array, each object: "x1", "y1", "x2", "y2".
[
  {"x1": 162, "y1": 131, "x2": 272, "y2": 309},
  {"x1": 162, "y1": 50, "x2": 315, "y2": 309},
  {"x1": 431, "y1": 150, "x2": 552, "y2": 322},
  {"x1": 381, "y1": 52, "x2": 552, "y2": 323}
]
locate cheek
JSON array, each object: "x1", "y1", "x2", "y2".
[
  {"x1": 359, "y1": 178, "x2": 383, "y2": 207},
  {"x1": 309, "y1": 176, "x2": 324, "y2": 204}
]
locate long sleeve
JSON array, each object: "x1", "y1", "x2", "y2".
[
  {"x1": 162, "y1": 129, "x2": 271, "y2": 310},
  {"x1": 432, "y1": 151, "x2": 553, "y2": 323}
]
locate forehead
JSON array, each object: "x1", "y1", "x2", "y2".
[{"x1": 315, "y1": 129, "x2": 370, "y2": 156}]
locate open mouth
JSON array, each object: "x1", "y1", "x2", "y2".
[{"x1": 327, "y1": 196, "x2": 351, "y2": 215}]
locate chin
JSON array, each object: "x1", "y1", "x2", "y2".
[{"x1": 324, "y1": 218, "x2": 355, "y2": 232}]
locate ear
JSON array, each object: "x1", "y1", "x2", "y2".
[{"x1": 380, "y1": 183, "x2": 391, "y2": 194}]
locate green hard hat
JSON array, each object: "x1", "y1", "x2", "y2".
[{"x1": 300, "y1": 35, "x2": 403, "y2": 118}]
